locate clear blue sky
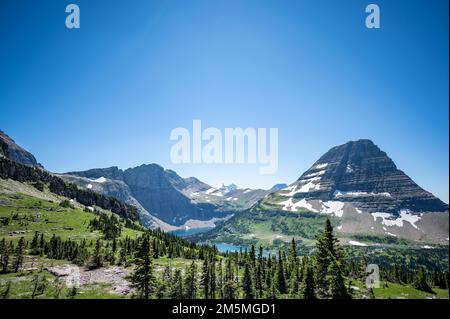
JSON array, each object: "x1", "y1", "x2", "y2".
[{"x1": 0, "y1": 0, "x2": 448, "y2": 202}]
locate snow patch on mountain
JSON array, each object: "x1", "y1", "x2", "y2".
[
  {"x1": 321, "y1": 201, "x2": 345, "y2": 217},
  {"x1": 372, "y1": 210, "x2": 422, "y2": 229},
  {"x1": 304, "y1": 170, "x2": 326, "y2": 178},
  {"x1": 297, "y1": 180, "x2": 321, "y2": 193},
  {"x1": 89, "y1": 177, "x2": 107, "y2": 183},
  {"x1": 333, "y1": 190, "x2": 392, "y2": 198},
  {"x1": 279, "y1": 198, "x2": 318, "y2": 212}
]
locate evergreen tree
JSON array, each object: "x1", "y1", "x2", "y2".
[
  {"x1": 314, "y1": 219, "x2": 345, "y2": 298},
  {"x1": 201, "y1": 255, "x2": 211, "y2": 299},
  {"x1": 13, "y1": 237, "x2": 25, "y2": 273},
  {"x1": 328, "y1": 261, "x2": 350, "y2": 299},
  {"x1": 301, "y1": 265, "x2": 316, "y2": 299},
  {"x1": 184, "y1": 260, "x2": 198, "y2": 298},
  {"x1": 0, "y1": 238, "x2": 8, "y2": 273},
  {"x1": 275, "y1": 251, "x2": 287, "y2": 294},
  {"x1": 130, "y1": 234, "x2": 156, "y2": 299},
  {"x1": 217, "y1": 259, "x2": 224, "y2": 299},
  {"x1": 242, "y1": 260, "x2": 254, "y2": 299},
  {"x1": 223, "y1": 258, "x2": 237, "y2": 299},
  {"x1": 30, "y1": 231, "x2": 39, "y2": 252},
  {"x1": 170, "y1": 269, "x2": 184, "y2": 299},
  {"x1": 156, "y1": 265, "x2": 172, "y2": 298},
  {"x1": 88, "y1": 238, "x2": 103, "y2": 269}
]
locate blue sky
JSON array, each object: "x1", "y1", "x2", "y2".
[{"x1": 0, "y1": 0, "x2": 448, "y2": 202}]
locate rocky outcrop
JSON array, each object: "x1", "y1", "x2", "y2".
[
  {"x1": 0, "y1": 130, "x2": 43, "y2": 168},
  {"x1": 122, "y1": 164, "x2": 226, "y2": 225}
]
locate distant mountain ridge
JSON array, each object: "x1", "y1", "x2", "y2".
[
  {"x1": 1, "y1": 129, "x2": 447, "y2": 244},
  {"x1": 64, "y1": 164, "x2": 272, "y2": 229}
]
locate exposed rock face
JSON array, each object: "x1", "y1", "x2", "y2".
[
  {"x1": 287, "y1": 139, "x2": 447, "y2": 214},
  {"x1": 122, "y1": 164, "x2": 225, "y2": 225},
  {"x1": 254, "y1": 139, "x2": 448, "y2": 244},
  {"x1": 65, "y1": 164, "x2": 272, "y2": 228},
  {"x1": 164, "y1": 169, "x2": 211, "y2": 195},
  {"x1": 0, "y1": 130, "x2": 43, "y2": 168},
  {"x1": 65, "y1": 165, "x2": 230, "y2": 227}
]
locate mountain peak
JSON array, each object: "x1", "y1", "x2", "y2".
[
  {"x1": 0, "y1": 130, "x2": 43, "y2": 168},
  {"x1": 269, "y1": 139, "x2": 448, "y2": 214}
]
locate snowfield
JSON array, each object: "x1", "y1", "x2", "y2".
[
  {"x1": 304, "y1": 170, "x2": 326, "y2": 178},
  {"x1": 372, "y1": 210, "x2": 422, "y2": 229},
  {"x1": 320, "y1": 201, "x2": 345, "y2": 217},
  {"x1": 89, "y1": 177, "x2": 107, "y2": 183},
  {"x1": 333, "y1": 190, "x2": 392, "y2": 198},
  {"x1": 279, "y1": 198, "x2": 318, "y2": 212}
]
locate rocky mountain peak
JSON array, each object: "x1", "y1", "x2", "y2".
[
  {"x1": 0, "y1": 130, "x2": 43, "y2": 168},
  {"x1": 268, "y1": 139, "x2": 447, "y2": 214}
]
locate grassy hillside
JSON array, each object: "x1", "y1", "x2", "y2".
[{"x1": 0, "y1": 192, "x2": 142, "y2": 243}]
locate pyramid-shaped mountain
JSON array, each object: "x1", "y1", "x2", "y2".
[{"x1": 282, "y1": 139, "x2": 447, "y2": 214}]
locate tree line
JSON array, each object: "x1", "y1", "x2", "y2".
[{"x1": 0, "y1": 219, "x2": 447, "y2": 299}]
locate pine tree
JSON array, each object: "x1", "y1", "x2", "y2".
[
  {"x1": 201, "y1": 255, "x2": 210, "y2": 299},
  {"x1": 130, "y1": 234, "x2": 156, "y2": 299},
  {"x1": 288, "y1": 267, "x2": 299, "y2": 297},
  {"x1": 13, "y1": 237, "x2": 25, "y2": 273},
  {"x1": 217, "y1": 259, "x2": 224, "y2": 299},
  {"x1": 242, "y1": 260, "x2": 254, "y2": 299},
  {"x1": 314, "y1": 218, "x2": 345, "y2": 298},
  {"x1": 170, "y1": 269, "x2": 184, "y2": 299},
  {"x1": 0, "y1": 238, "x2": 7, "y2": 273},
  {"x1": 88, "y1": 238, "x2": 103, "y2": 269},
  {"x1": 209, "y1": 253, "x2": 216, "y2": 299},
  {"x1": 110, "y1": 237, "x2": 117, "y2": 265},
  {"x1": 288, "y1": 238, "x2": 297, "y2": 275},
  {"x1": 301, "y1": 265, "x2": 316, "y2": 299},
  {"x1": 328, "y1": 261, "x2": 350, "y2": 299},
  {"x1": 30, "y1": 231, "x2": 39, "y2": 252},
  {"x1": 156, "y1": 265, "x2": 172, "y2": 298},
  {"x1": 275, "y1": 251, "x2": 287, "y2": 294},
  {"x1": 223, "y1": 258, "x2": 237, "y2": 299},
  {"x1": 184, "y1": 260, "x2": 198, "y2": 298}
]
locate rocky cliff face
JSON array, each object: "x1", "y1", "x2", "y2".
[
  {"x1": 122, "y1": 164, "x2": 226, "y2": 225},
  {"x1": 0, "y1": 130, "x2": 43, "y2": 168},
  {"x1": 255, "y1": 139, "x2": 448, "y2": 244},
  {"x1": 65, "y1": 164, "x2": 271, "y2": 228},
  {"x1": 285, "y1": 139, "x2": 447, "y2": 214},
  {"x1": 65, "y1": 164, "x2": 231, "y2": 227}
]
